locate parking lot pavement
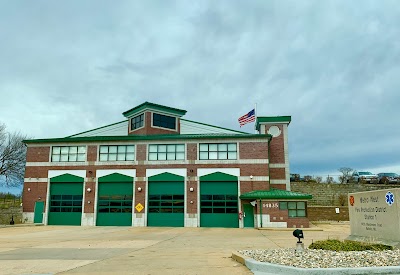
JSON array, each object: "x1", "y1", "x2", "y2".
[{"x1": 0, "y1": 224, "x2": 350, "y2": 275}]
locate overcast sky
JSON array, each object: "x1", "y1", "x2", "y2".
[{"x1": 1, "y1": 0, "x2": 399, "y2": 191}]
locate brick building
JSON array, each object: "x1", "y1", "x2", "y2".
[{"x1": 22, "y1": 102, "x2": 311, "y2": 228}]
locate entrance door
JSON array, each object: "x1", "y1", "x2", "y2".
[
  {"x1": 243, "y1": 204, "x2": 255, "y2": 228},
  {"x1": 33, "y1": 201, "x2": 44, "y2": 223}
]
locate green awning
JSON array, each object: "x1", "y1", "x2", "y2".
[{"x1": 240, "y1": 188, "x2": 312, "y2": 200}]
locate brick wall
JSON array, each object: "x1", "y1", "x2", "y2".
[
  {"x1": 307, "y1": 206, "x2": 349, "y2": 222},
  {"x1": 187, "y1": 143, "x2": 197, "y2": 160},
  {"x1": 129, "y1": 112, "x2": 180, "y2": 135},
  {"x1": 239, "y1": 142, "x2": 268, "y2": 159},
  {"x1": 268, "y1": 125, "x2": 285, "y2": 163},
  {"x1": 26, "y1": 146, "x2": 50, "y2": 162}
]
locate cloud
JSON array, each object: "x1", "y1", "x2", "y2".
[{"x1": 0, "y1": 0, "x2": 399, "y2": 176}]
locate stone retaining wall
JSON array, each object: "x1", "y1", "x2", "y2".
[
  {"x1": 0, "y1": 207, "x2": 22, "y2": 225},
  {"x1": 291, "y1": 182, "x2": 400, "y2": 206}
]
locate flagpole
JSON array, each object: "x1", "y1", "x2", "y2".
[{"x1": 254, "y1": 103, "x2": 257, "y2": 134}]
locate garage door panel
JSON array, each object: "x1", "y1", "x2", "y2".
[
  {"x1": 147, "y1": 213, "x2": 184, "y2": 227},
  {"x1": 96, "y1": 213, "x2": 132, "y2": 226},
  {"x1": 200, "y1": 178, "x2": 238, "y2": 228},
  {"x1": 147, "y1": 179, "x2": 184, "y2": 227},
  {"x1": 48, "y1": 212, "x2": 82, "y2": 225},
  {"x1": 200, "y1": 181, "x2": 237, "y2": 195},
  {"x1": 48, "y1": 182, "x2": 83, "y2": 226},
  {"x1": 96, "y1": 181, "x2": 133, "y2": 226},
  {"x1": 200, "y1": 213, "x2": 238, "y2": 228}
]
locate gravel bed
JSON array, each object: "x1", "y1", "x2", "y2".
[{"x1": 239, "y1": 248, "x2": 400, "y2": 269}]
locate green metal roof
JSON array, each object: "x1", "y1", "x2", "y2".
[
  {"x1": 180, "y1": 118, "x2": 248, "y2": 134},
  {"x1": 23, "y1": 133, "x2": 271, "y2": 144},
  {"x1": 67, "y1": 120, "x2": 127, "y2": 138},
  {"x1": 240, "y1": 188, "x2": 312, "y2": 200},
  {"x1": 256, "y1": 116, "x2": 291, "y2": 131},
  {"x1": 122, "y1": 102, "x2": 187, "y2": 118}
]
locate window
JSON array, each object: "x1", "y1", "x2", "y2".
[
  {"x1": 148, "y1": 144, "x2": 185, "y2": 160},
  {"x1": 131, "y1": 113, "x2": 144, "y2": 130},
  {"x1": 99, "y1": 145, "x2": 135, "y2": 161},
  {"x1": 50, "y1": 194, "x2": 83, "y2": 212},
  {"x1": 52, "y1": 146, "x2": 86, "y2": 162},
  {"x1": 200, "y1": 194, "x2": 238, "y2": 214},
  {"x1": 199, "y1": 143, "x2": 237, "y2": 160},
  {"x1": 152, "y1": 113, "x2": 176, "y2": 130},
  {"x1": 279, "y1": 201, "x2": 306, "y2": 217},
  {"x1": 148, "y1": 194, "x2": 184, "y2": 213},
  {"x1": 97, "y1": 195, "x2": 133, "y2": 213}
]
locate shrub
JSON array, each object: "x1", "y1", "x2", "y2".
[{"x1": 308, "y1": 239, "x2": 392, "y2": 251}]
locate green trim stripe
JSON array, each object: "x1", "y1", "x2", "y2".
[
  {"x1": 23, "y1": 133, "x2": 271, "y2": 144},
  {"x1": 240, "y1": 189, "x2": 312, "y2": 200},
  {"x1": 256, "y1": 116, "x2": 292, "y2": 131}
]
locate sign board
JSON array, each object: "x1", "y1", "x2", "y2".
[
  {"x1": 348, "y1": 188, "x2": 400, "y2": 244},
  {"x1": 135, "y1": 203, "x2": 144, "y2": 213}
]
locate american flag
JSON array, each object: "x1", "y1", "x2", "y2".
[{"x1": 238, "y1": 109, "x2": 255, "y2": 127}]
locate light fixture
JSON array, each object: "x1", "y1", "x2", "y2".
[
  {"x1": 27, "y1": 188, "x2": 31, "y2": 192},
  {"x1": 250, "y1": 175, "x2": 253, "y2": 179},
  {"x1": 88, "y1": 200, "x2": 91, "y2": 204},
  {"x1": 86, "y1": 188, "x2": 92, "y2": 193},
  {"x1": 190, "y1": 200, "x2": 194, "y2": 204},
  {"x1": 189, "y1": 187, "x2": 194, "y2": 192},
  {"x1": 137, "y1": 187, "x2": 142, "y2": 192}
]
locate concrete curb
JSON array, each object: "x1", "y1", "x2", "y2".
[
  {"x1": 232, "y1": 251, "x2": 400, "y2": 275},
  {"x1": 257, "y1": 227, "x2": 323, "y2": 231},
  {"x1": 0, "y1": 223, "x2": 43, "y2": 228}
]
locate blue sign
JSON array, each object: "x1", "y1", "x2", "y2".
[{"x1": 385, "y1": 191, "x2": 394, "y2": 206}]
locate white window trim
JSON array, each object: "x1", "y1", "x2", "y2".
[
  {"x1": 98, "y1": 144, "x2": 136, "y2": 162},
  {"x1": 50, "y1": 145, "x2": 87, "y2": 163},
  {"x1": 150, "y1": 111, "x2": 178, "y2": 132},
  {"x1": 130, "y1": 112, "x2": 145, "y2": 132},
  {"x1": 147, "y1": 143, "x2": 186, "y2": 161},
  {"x1": 197, "y1": 142, "x2": 239, "y2": 161}
]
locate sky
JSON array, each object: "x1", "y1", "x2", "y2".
[{"x1": 1, "y1": 0, "x2": 400, "y2": 193}]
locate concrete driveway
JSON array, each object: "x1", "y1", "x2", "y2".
[{"x1": 0, "y1": 224, "x2": 350, "y2": 275}]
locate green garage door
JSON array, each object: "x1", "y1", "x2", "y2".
[
  {"x1": 97, "y1": 173, "x2": 133, "y2": 226},
  {"x1": 148, "y1": 172, "x2": 184, "y2": 227},
  {"x1": 200, "y1": 172, "x2": 239, "y2": 228},
  {"x1": 48, "y1": 174, "x2": 84, "y2": 225}
]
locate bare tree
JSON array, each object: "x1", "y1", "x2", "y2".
[
  {"x1": 315, "y1": 176, "x2": 322, "y2": 183},
  {"x1": 326, "y1": 176, "x2": 334, "y2": 184},
  {"x1": 0, "y1": 123, "x2": 27, "y2": 186},
  {"x1": 338, "y1": 167, "x2": 354, "y2": 184}
]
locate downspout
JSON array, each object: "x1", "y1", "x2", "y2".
[{"x1": 259, "y1": 198, "x2": 263, "y2": 228}]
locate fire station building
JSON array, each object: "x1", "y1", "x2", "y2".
[{"x1": 22, "y1": 102, "x2": 311, "y2": 228}]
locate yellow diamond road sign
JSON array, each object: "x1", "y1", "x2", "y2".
[{"x1": 135, "y1": 203, "x2": 144, "y2": 212}]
